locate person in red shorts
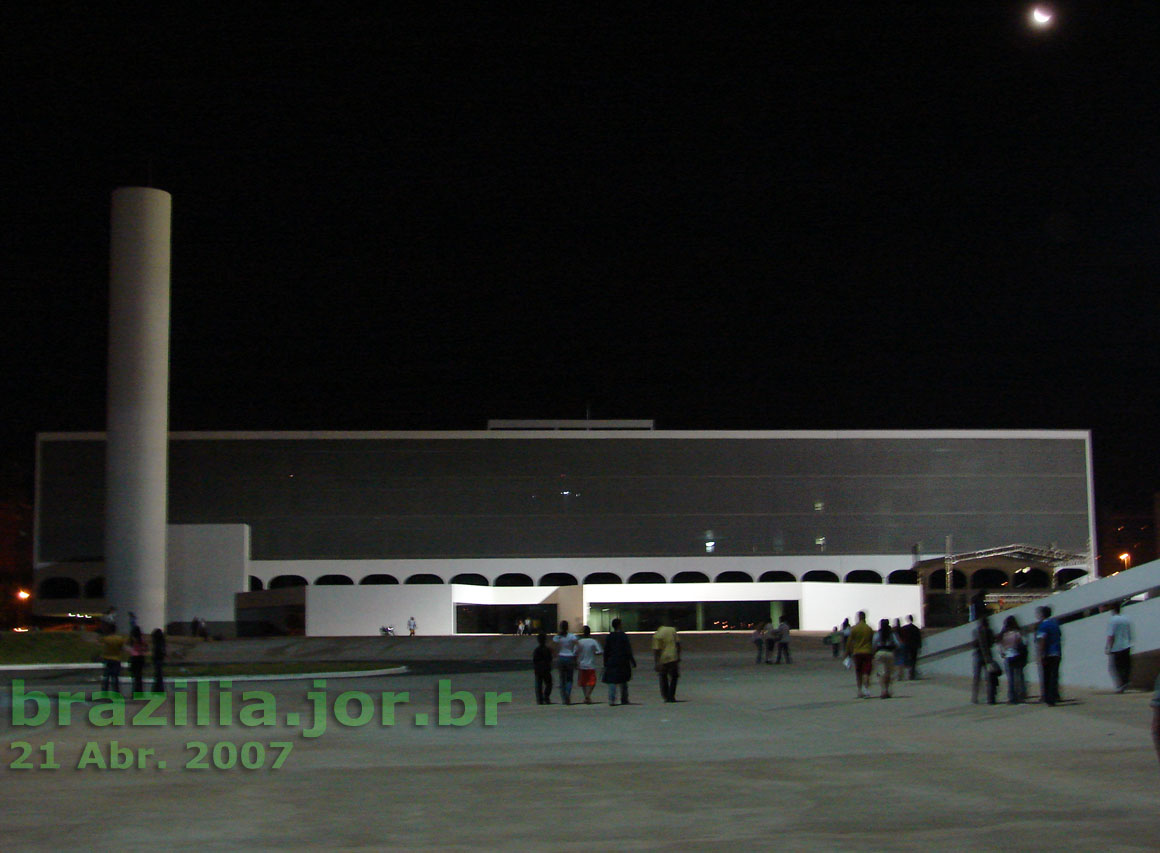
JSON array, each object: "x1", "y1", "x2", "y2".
[
  {"x1": 846, "y1": 610, "x2": 875, "y2": 699},
  {"x1": 575, "y1": 625, "x2": 603, "y2": 704}
]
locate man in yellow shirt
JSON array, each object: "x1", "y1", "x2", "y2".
[
  {"x1": 652, "y1": 622, "x2": 681, "y2": 702},
  {"x1": 846, "y1": 611, "x2": 875, "y2": 699},
  {"x1": 99, "y1": 630, "x2": 127, "y2": 695}
]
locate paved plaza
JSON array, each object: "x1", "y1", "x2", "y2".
[{"x1": 3, "y1": 635, "x2": 1157, "y2": 851}]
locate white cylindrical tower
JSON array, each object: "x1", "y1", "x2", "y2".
[{"x1": 105, "y1": 187, "x2": 172, "y2": 633}]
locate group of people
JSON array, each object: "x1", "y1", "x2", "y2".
[
  {"x1": 972, "y1": 600, "x2": 1136, "y2": 706},
  {"x1": 841, "y1": 612, "x2": 912, "y2": 699},
  {"x1": 98, "y1": 617, "x2": 166, "y2": 696},
  {"x1": 751, "y1": 617, "x2": 793, "y2": 664},
  {"x1": 841, "y1": 613, "x2": 922, "y2": 699},
  {"x1": 532, "y1": 620, "x2": 682, "y2": 705}
]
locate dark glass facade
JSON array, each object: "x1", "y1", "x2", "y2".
[{"x1": 36, "y1": 432, "x2": 1091, "y2": 562}]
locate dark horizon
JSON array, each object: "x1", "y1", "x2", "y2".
[{"x1": 3, "y1": 4, "x2": 1157, "y2": 531}]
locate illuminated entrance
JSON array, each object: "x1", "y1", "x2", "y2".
[{"x1": 587, "y1": 601, "x2": 799, "y2": 632}]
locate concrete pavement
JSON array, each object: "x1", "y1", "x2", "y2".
[{"x1": 3, "y1": 635, "x2": 1157, "y2": 851}]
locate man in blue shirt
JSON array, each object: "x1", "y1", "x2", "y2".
[{"x1": 1035, "y1": 605, "x2": 1063, "y2": 706}]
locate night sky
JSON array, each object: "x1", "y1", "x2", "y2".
[{"x1": 4, "y1": 4, "x2": 1158, "y2": 520}]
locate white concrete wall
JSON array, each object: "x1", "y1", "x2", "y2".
[
  {"x1": 304, "y1": 583, "x2": 587, "y2": 636},
  {"x1": 166, "y1": 524, "x2": 249, "y2": 628},
  {"x1": 800, "y1": 582, "x2": 924, "y2": 632}
]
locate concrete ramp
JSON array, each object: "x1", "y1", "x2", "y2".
[{"x1": 920, "y1": 558, "x2": 1160, "y2": 690}]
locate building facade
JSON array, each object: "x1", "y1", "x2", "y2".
[{"x1": 33, "y1": 426, "x2": 1095, "y2": 634}]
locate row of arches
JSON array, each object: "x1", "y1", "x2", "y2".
[
  {"x1": 253, "y1": 569, "x2": 924, "y2": 591},
  {"x1": 39, "y1": 566, "x2": 1088, "y2": 598},
  {"x1": 928, "y1": 566, "x2": 1088, "y2": 590}
]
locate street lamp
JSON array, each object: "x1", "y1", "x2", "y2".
[{"x1": 1119, "y1": 553, "x2": 1131, "y2": 571}]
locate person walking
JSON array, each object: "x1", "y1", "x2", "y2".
[
  {"x1": 603, "y1": 618, "x2": 636, "y2": 705},
  {"x1": 533, "y1": 632, "x2": 553, "y2": 704},
  {"x1": 407, "y1": 616, "x2": 417, "y2": 637},
  {"x1": 652, "y1": 621, "x2": 681, "y2": 702},
  {"x1": 846, "y1": 611, "x2": 874, "y2": 699},
  {"x1": 127, "y1": 625, "x2": 148, "y2": 695},
  {"x1": 1105, "y1": 602, "x2": 1133, "y2": 693},
  {"x1": 752, "y1": 622, "x2": 768, "y2": 664},
  {"x1": 553, "y1": 621, "x2": 579, "y2": 705},
  {"x1": 1035, "y1": 605, "x2": 1063, "y2": 706},
  {"x1": 99, "y1": 627, "x2": 126, "y2": 695},
  {"x1": 150, "y1": 628, "x2": 166, "y2": 693},
  {"x1": 998, "y1": 615, "x2": 1027, "y2": 704},
  {"x1": 891, "y1": 618, "x2": 907, "y2": 682},
  {"x1": 774, "y1": 616, "x2": 792, "y2": 664},
  {"x1": 575, "y1": 625, "x2": 603, "y2": 704},
  {"x1": 972, "y1": 613, "x2": 999, "y2": 705},
  {"x1": 899, "y1": 614, "x2": 922, "y2": 680},
  {"x1": 826, "y1": 625, "x2": 844, "y2": 659},
  {"x1": 873, "y1": 618, "x2": 898, "y2": 699}
]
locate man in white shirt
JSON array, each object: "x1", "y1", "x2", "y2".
[
  {"x1": 553, "y1": 621, "x2": 579, "y2": 704},
  {"x1": 574, "y1": 625, "x2": 603, "y2": 704},
  {"x1": 1105, "y1": 602, "x2": 1133, "y2": 693}
]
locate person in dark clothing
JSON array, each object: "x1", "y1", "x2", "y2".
[
  {"x1": 972, "y1": 614, "x2": 999, "y2": 705},
  {"x1": 533, "y1": 632, "x2": 553, "y2": 704},
  {"x1": 127, "y1": 625, "x2": 148, "y2": 695},
  {"x1": 900, "y1": 614, "x2": 922, "y2": 680},
  {"x1": 602, "y1": 618, "x2": 637, "y2": 705},
  {"x1": 151, "y1": 628, "x2": 166, "y2": 693}
]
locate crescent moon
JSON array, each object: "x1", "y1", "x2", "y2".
[{"x1": 1032, "y1": 8, "x2": 1052, "y2": 25}]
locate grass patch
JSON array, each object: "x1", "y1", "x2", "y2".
[{"x1": 0, "y1": 632, "x2": 100, "y2": 664}]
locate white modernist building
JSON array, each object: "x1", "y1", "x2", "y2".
[{"x1": 33, "y1": 423, "x2": 1095, "y2": 635}]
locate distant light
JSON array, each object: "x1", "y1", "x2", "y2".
[
  {"x1": 1030, "y1": 6, "x2": 1053, "y2": 27},
  {"x1": 705, "y1": 541, "x2": 716, "y2": 553},
  {"x1": 16, "y1": 590, "x2": 30, "y2": 601},
  {"x1": 13, "y1": 627, "x2": 30, "y2": 632}
]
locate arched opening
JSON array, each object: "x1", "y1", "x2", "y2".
[
  {"x1": 845, "y1": 570, "x2": 882, "y2": 584},
  {"x1": 451, "y1": 573, "x2": 489, "y2": 586},
  {"x1": 405, "y1": 574, "x2": 444, "y2": 585},
  {"x1": 38, "y1": 577, "x2": 80, "y2": 599},
  {"x1": 538, "y1": 572, "x2": 578, "y2": 586},
  {"x1": 672, "y1": 571, "x2": 710, "y2": 583},
  {"x1": 970, "y1": 568, "x2": 1009, "y2": 589},
  {"x1": 715, "y1": 570, "x2": 753, "y2": 583},
  {"x1": 759, "y1": 571, "x2": 796, "y2": 583},
  {"x1": 269, "y1": 575, "x2": 308, "y2": 589},
  {"x1": 83, "y1": 576, "x2": 106, "y2": 598},
  {"x1": 1055, "y1": 567, "x2": 1088, "y2": 586},
  {"x1": 248, "y1": 576, "x2": 263, "y2": 591},
  {"x1": 360, "y1": 574, "x2": 399, "y2": 585},
  {"x1": 928, "y1": 569, "x2": 967, "y2": 590},
  {"x1": 583, "y1": 572, "x2": 622, "y2": 584},
  {"x1": 802, "y1": 570, "x2": 839, "y2": 583},
  {"x1": 887, "y1": 570, "x2": 918, "y2": 585},
  {"x1": 494, "y1": 573, "x2": 533, "y2": 587},
  {"x1": 1013, "y1": 567, "x2": 1050, "y2": 589},
  {"x1": 316, "y1": 574, "x2": 354, "y2": 585},
  {"x1": 628, "y1": 571, "x2": 665, "y2": 584}
]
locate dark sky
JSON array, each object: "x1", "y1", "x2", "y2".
[{"x1": 3, "y1": 3, "x2": 1158, "y2": 511}]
